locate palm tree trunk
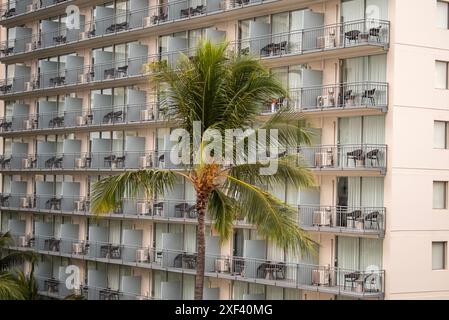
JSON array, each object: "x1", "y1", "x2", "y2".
[{"x1": 194, "y1": 193, "x2": 207, "y2": 300}]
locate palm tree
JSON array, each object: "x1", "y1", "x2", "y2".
[
  {"x1": 91, "y1": 41, "x2": 317, "y2": 300},
  {"x1": 0, "y1": 232, "x2": 37, "y2": 300}
]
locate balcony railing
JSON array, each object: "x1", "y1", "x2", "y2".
[
  {"x1": 0, "y1": 149, "x2": 179, "y2": 171},
  {"x1": 0, "y1": 103, "x2": 162, "y2": 134},
  {"x1": 0, "y1": 15, "x2": 389, "y2": 62},
  {"x1": 35, "y1": 275, "x2": 152, "y2": 300},
  {"x1": 12, "y1": 238, "x2": 384, "y2": 297},
  {"x1": 236, "y1": 18, "x2": 389, "y2": 59},
  {"x1": 298, "y1": 144, "x2": 387, "y2": 172},
  {"x1": 261, "y1": 82, "x2": 388, "y2": 114},
  {"x1": 298, "y1": 205, "x2": 385, "y2": 235},
  {"x1": 0, "y1": 0, "x2": 70, "y2": 21}
]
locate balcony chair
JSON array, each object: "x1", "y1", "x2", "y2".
[
  {"x1": 50, "y1": 75, "x2": 65, "y2": 86},
  {"x1": 52, "y1": 35, "x2": 66, "y2": 44},
  {"x1": 115, "y1": 155, "x2": 125, "y2": 168},
  {"x1": 152, "y1": 202, "x2": 164, "y2": 216},
  {"x1": 45, "y1": 238, "x2": 60, "y2": 251},
  {"x1": 45, "y1": 197, "x2": 61, "y2": 210},
  {"x1": 48, "y1": 116, "x2": 64, "y2": 128},
  {"x1": 369, "y1": 26, "x2": 382, "y2": 42},
  {"x1": 0, "y1": 84, "x2": 12, "y2": 93},
  {"x1": 346, "y1": 149, "x2": 365, "y2": 167},
  {"x1": 104, "y1": 68, "x2": 116, "y2": 79},
  {"x1": 0, "y1": 156, "x2": 11, "y2": 169},
  {"x1": 116, "y1": 65, "x2": 128, "y2": 77},
  {"x1": 174, "y1": 202, "x2": 195, "y2": 218},
  {"x1": 0, "y1": 120, "x2": 12, "y2": 131},
  {"x1": 112, "y1": 110, "x2": 123, "y2": 122},
  {"x1": 182, "y1": 253, "x2": 197, "y2": 269},
  {"x1": 344, "y1": 30, "x2": 361, "y2": 44},
  {"x1": 151, "y1": 12, "x2": 168, "y2": 24},
  {"x1": 364, "y1": 211, "x2": 381, "y2": 230},
  {"x1": 232, "y1": 259, "x2": 245, "y2": 276},
  {"x1": 0, "y1": 47, "x2": 14, "y2": 56},
  {"x1": 343, "y1": 271, "x2": 361, "y2": 290},
  {"x1": 105, "y1": 22, "x2": 129, "y2": 33},
  {"x1": 45, "y1": 156, "x2": 57, "y2": 168},
  {"x1": 346, "y1": 210, "x2": 362, "y2": 228},
  {"x1": 53, "y1": 156, "x2": 63, "y2": 168},
  {"x1": 2, "y1": 8, "x2": 15, "y2": 19},
  {"x1": 0, "y1": 194, "x2": 10, "y2": 207},
  {"x1": 366, "y1": 148, "x2": 380, "y2": 167},
  {"x1": 236, "y1": 0, "x2": 250, "y2": 5},
  {"x1": 361, "y1": 88, "x2": 376, "y2": 105},
  {"x1": 103, "y1": 154, "x2": 116, "y2": 168}
]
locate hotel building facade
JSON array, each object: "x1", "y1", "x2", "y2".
[{"x1": 0, "y1": 0, "x2": 448, "y2": 300}]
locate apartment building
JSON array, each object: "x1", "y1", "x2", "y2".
[{"x1": 0, "y1": 0, "x2": 447, "y2": 300}]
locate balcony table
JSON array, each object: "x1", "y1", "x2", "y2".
[
  {"x1": 45, "y1": 238, "x2": 60, "y2": 252},
  {"x1": 53, "y1": 35, "x2": 67, "y2": 44},
  {"x1": 50, "y1": 76, "x2": 65, "y2": 86},
  {"x1": 45, "y1": 278, "x2": 59, "y2": 293}
]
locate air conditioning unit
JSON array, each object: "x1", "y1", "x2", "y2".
[
  {"x1": 214, "y1": 258, "x2": 230, "y2": 273},
  {"x1": 25, "y1": 42, "x2": 36, "y2": 52},
  {"x1": 140, "y1": 109, "x2": 149, "y2": 121},
  {"x1": 25, "y1": 81, "x2": 34, "y2": 91},
  {"x1": 74, "y1": 200, "x2": 85, "y2": 211},
  {"x1": 23, "y1": 119, "x2": 32, "y2": 130},
  {"x1": 80, "y1": 32, "x2": 88, "y2": 40},
  {"x1": 18, "y1": 235, "x2": 27, "y2": 247},
  {"x1": 72, "y1": 242, "x2": 83, "y2": 254},
  {"x1": 75, "y1": 158, "x2": 84, "y2": 169},
  {"x1": 20, "y1": 197, "x2": 29, "y2": 208},
  {"x1": 78, "y1": 73, "x2": 90, "y2": 84},
  {"x1": 21, "y1": 158, "x2": 30, "y2": 169},
  {"x1": 138, "y1": 156, "x2": 147, "y2": 169},
  {"x1": 137, "y1": 201, "x2": 147, "y2": 215},
  {"x1": 313, "y1": 209, "x2": 331, "y2": 227},
  {"x1": 144, "y1": 16, "x2": 152, "y2": 28},
  {"x1": 314, "y1": 151, "x2": 333, "y2": 167},
  {"x1": 312, "y1": 268, "x2": 330, "y2": 286},
  {"x1": 136, "y1": 249, "x2": 148, "y2": 262},
  {"x1": 75, "y1": 115, "x2": 85, "y2": 126}
]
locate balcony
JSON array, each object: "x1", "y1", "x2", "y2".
[
  {"x1": 0, "y1": 55, "x2": 150, "y2": 99},
  {"x1": 260, "y1": 82, "x2": 388, "y2": 115},
  {"x1": 298, "y1": 205, "x2": 385, "y2": 237},
  {"x1": 0, "y1": 0, "x2": 279, "y2": 61},
  {"x1": 299, "y1": 144, "x2": 387, "y2": 175},
  {"x1": 11, "y1": 239, "x2": 384, "y2": 298},
  {"x1": 34, "y1": 275, "x2": 152, "y2": 300},
  {"x1": 236, "y1": 18, "x2": 389, "y2": 66}
]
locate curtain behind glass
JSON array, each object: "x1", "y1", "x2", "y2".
[
  {"x1": 337, "y1": 236, "x2": 359, "y2": 270},
  {"x1": 359, "y1": 238, "x2": 382, "y2": 270},
  {"x1": 348, "y1": 177, "x2": 361, "y2": 208},
  {"x1": 232, "y1": 282, "x2": 248, "y2": 300},
  {"x1": 284, "y1": 288, "x2": 301, "y2": 300},
  {"x1": 338, "y1": 117, "x2": 362, "y2": 144},
  {"x1": 108, "y1": 264, "x2": 120, "y2": 290},
  {"x1": 182, "y1": 275, "x2": 195, "y2": 300},
  {"x1": 368, "y1": 54, "x2": 387, "y2": 82},
  {"x1": 109, "y1": 220, "x2": 121, "y2": 244},
  {"x1": 362, "y1": 115, "x2": 385, "y2": 144},
  {"x1": 361, "y1": 177, "x2": 384, "y2": 207},
  {"x1": 266, "y1": 286, "x2": 283, "y2": 299},
  {"x1": 184, "y1": 225, "x2": 196, "y2": 252},
  {"x1": 366, "y1": 0, "x2": 388, "y2": 21},
  {"x1": 341, "y1": 0, "x2": 364, "y2": 22}
]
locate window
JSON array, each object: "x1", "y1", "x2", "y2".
[
  {"x1": 432, "y1": 242, "x2": 447, "y2": 270},
  {"x1": 437, "y1": 1, "x2": 449, "y2": 29},
  {"x1": 434, "y1": 121, "x2": 449, "y2": 148},
  {"x1": 433, "y1": 181, "x2": 447, "y2": 209},
  {"x1": 435, "y1": 61, "x2": 449, "y2": 89}
]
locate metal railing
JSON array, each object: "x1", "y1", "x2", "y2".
[
  {"x1": 0, "y1": 0, "x2": 70, "y2": 21},
  {"x1": 0, "y1": 103, "x2": 164, "y2": 134},
  {"x1": 236, "y1": 19, "x2": 389, "y2": 59},
  {"x1": 261, "y1": 82, "x2": 388, "y2": 114},
  {"x1": 0, "y1": 0, "x2": 269, "y2": 52},
  {"x1": 298, "y1": 205, "x2": 385, "y2": 234},
  {"x1": 0, "y1": 16, "x2": 389, "y2": 62},
  {"x1": 34, "y1": 275, "x2": 152, "y2": 300},
  {"x1": 14, "y1": 239, "x2": 384, "y2": 296},
  {"x1": 298, "y1": 144, "x2": 387, "y2": 171},
  {"x1": 0, "y1": 149, "x2": 186, "y2": 171}
]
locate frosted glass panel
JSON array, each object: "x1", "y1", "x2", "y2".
[
  {"x1": 437, "y1": 1, "x2": 449, "y2": 28},
  {"x1": 432, "y1": 242, "x2": 446, "y2": 270},
  {"x1": 433, "y1": 181, "x2": 447, "y2": 209},
  {"x1": 435, "y1": 61, "x2": 448, "y2": 89},
  {"x1": 434, "y1": 121, "x2": 447, "y2": 148},
  {"x1": 341, "y1": 0, "x2": 364, "y2": 22}
]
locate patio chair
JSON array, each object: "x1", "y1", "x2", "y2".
[
  {"x1": 345, "y1": 30, "x2": 361, "y2": 44},
  {"x1": 369, "y1": 26, "x2": 382, "y2": 42},
  {"x1": 364, "y1": 211, "x2": 381, "y2": 230},
  {"x1": 346, "y1": 149, "x2": 365, "y2": 167},
  {"x1": 115, "y1": 155, "x2": 125, "y2": 168},
  {"x1": 344, "y1": 271, "x2": 361, "y2": 290},
  {"x1": 366, "y1": 149, "x2": 380, "y2": 167},
  {"x1": 104, "y1": 154, "x2": 116, "y2": 167},
  {"x1": 362, "y1": 88, "x2": 376, "y2": 105}
]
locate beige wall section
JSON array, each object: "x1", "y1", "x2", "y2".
[{"x1": 383, "y1": 0, "x2": 449, "y2": 299}]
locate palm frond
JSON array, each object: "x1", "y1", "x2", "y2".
[
  {"x1": 0, "y1": 272, "x2": 25, "y2": 300},
  {"x1": 90, "y1": 169, "x2": 179, "y2": 215},
  {"x1": 0, "y1": 231, "x2": 13, "y2": 248},
  {"x1": 0, "y1": 251, "x2": 37, "y2": 272},
  {"x1": 227, "y1": 154, "x2": 316, "y2": 189},
  {"x1": 207, "y1": 189, "x2": 237, "y2": 240},
  {"x1": 225, "y1": 176, "x2": 317, "y2": 255}
]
